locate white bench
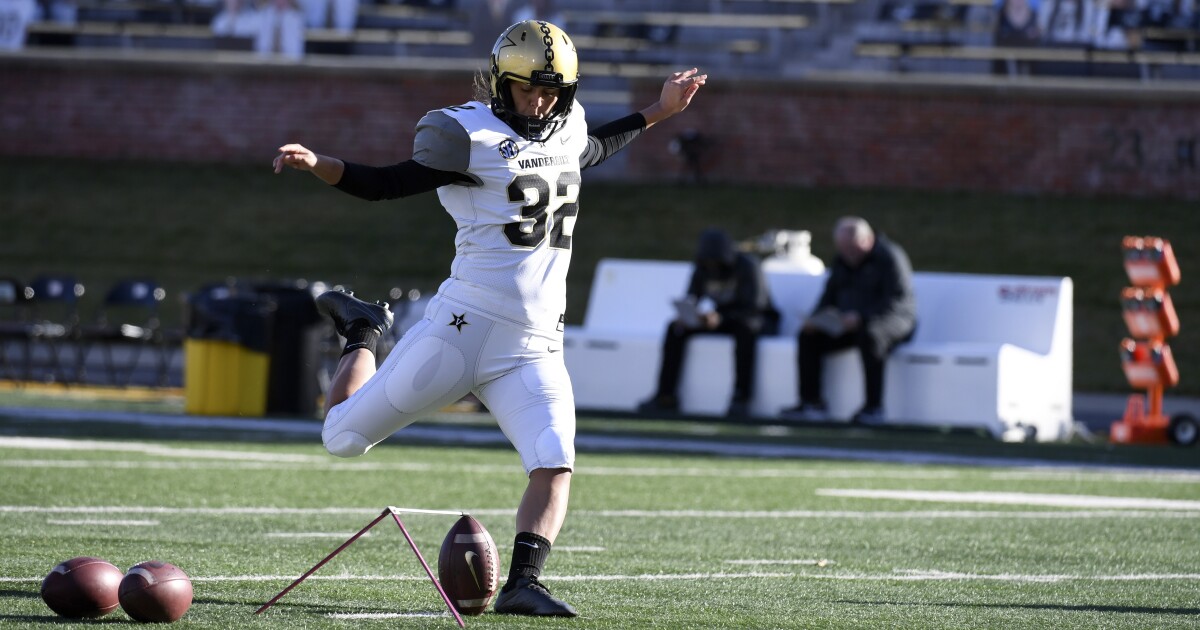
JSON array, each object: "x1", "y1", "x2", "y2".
[{"x1": 563, "y1": 258, "x2": 1074, "y2": 442}]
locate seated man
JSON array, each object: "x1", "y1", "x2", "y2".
[
  {"x1": 639, "y1": 228, "x2": 776, "y2": 418},
  {"x1": 781, "y1": 216, "x2": 916, "y2": 425}
]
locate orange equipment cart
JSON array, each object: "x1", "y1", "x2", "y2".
[{"x1": 1110, "y1": 236, "x2": 1196, "y2": 447}]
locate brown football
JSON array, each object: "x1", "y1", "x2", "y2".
[
  {"x1": 437, "y1": 515, "x2": 500, "y2": 615},
  {"x1": 118, "y1": 561, "x2": 193, "y2": 623},
  {"x1": 41, "y1": 556, "x2": 124, "y2": 618}
]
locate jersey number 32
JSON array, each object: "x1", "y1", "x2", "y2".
[{"x1": 504, "y1": 171, "x2": 581, "y2": 250}]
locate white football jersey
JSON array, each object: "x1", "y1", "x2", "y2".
[{"x1": 412, "y1": 100, "x2": 589, "y2": 336}]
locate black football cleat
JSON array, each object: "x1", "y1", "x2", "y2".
[
  {"x1": 493, "y1": 576, "x2": 578, "y2": 617},
  {"x1": 316, "y1": 289, "x2": 394, "y2": 338}
]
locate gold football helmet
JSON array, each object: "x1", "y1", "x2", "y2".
[{"x1": 489, "y1": 20, "x2": 579, "y2": 141}]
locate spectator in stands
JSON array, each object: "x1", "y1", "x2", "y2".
[
  {"x1": 1142, "y1": 0, "x2": 1196, "y2": 29},
  {"x1": 510, "y1": 0, "x2": 563, "y2": 25},
  {"x1": 1139, "y1": 0, "x2": 1198, "y2": 48},
  {"x1": 638, "y1": 228, "x2": 777, "y2": 418},
  {"x1": 213, "y1": 0, "x2": 260, "y2": 39},
  {"x1": 467, "y1": 0, "x2": 512, "y2": 60},
  {"x1": 0, "y1": 0, "x2": 37, "y2": 50},
  {"x1": 995, "y1": 0, "x2": 1042, "y2": 44},
  {"x1": 255, "y1": 0, "x2": 305, "y2": 59},
  {"x1": 34, "y1": 0, "x2": 74, "y2": 23},
  {"x1": 780, "y1": 217, "x2": 916, "y2": 426},
  {"x1": 1093, "y1": 0, "x2": 1141, "y2": 48},
  {"x1": 299, "y1": 0, "x2": 356, "y2": 32},
  {"x1": 1038, "y1": 0, "x2": 1101, "y2": 43}
]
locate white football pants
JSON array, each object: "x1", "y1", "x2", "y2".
[{"x1": 322, "y1": 296, "x2": 576, "y2": 474}]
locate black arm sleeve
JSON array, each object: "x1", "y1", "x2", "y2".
[
  {"x1": 334, "y1": 159, "x2": 466, "y2": 201},
  {"x1": 579, "y1": 113, "x2": 647, "y2": 170}
]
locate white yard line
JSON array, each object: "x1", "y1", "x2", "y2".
[
  {"x1": 264, "y1": 532, "x2": 372, "y2": 538},
  {"x1": 579, "y1": 508, "x2": 1200, "y2": 518},
  {"x1": 45, "y1": 518, "x2": 159, "y2": 526},
  {"x1": 726, "y1": 559, "x2": 835, "y2": 566},
  {"x1": 550, "y1": 572, "x2": 796, "y2": 581},
  {"x1": 493, "y1": 544, "x2": 605, "y2": 552},
  {"x1": 1, "y1": 459, "x2": 288, "y2": 470},
  {"x1": 0, "y1": 457, "x2": 965, "y2": 478},
  {"x1": 817, "y1": 489, "x2": 1200, "y2": 511},
  {"x1": 2, "y1": 505, "x2": 1198, "y2": 519},
  {"x1": 329, "y1": 612, "x2": 447, "y2": 619},
  {"x1": 812, "y1": 569, "x2": 1200, "y2": 582},
  {"x1": 0, "y1": 572, "x2": 795, "y2": 584},
  {"x1": 0, "y1": 436, "x2": 322, "y2": 463},
  {"x1": 987, "y1": 470, "x2": 1200, "y2": 484},
  {"x1": 4, "y1": 570, "x2": 1198, "y2": 585},
  {"x1": 235, "y1": 572, "x2": 797, "y2": 582},
  {"x1": 4, "y1": 456, "x2": 1198, "y2": 484},
  {"x1": 0, "y1": 505, "x2": 502, "y2": 516}
]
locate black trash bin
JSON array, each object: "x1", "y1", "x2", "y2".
[{"x1": 251, "y1": 281, "x2": 328, "y2": 417}]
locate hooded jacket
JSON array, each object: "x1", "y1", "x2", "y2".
[{"x1": 686, "y1": 229, "x2": 775, "y2": 328}]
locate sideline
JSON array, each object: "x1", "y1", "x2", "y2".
[{"x1": 0, "y1": 405, "x2": 1194, "y2": 471}]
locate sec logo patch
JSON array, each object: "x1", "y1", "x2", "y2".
[{"x1": 498, "y1": 139, "x2": 519, "y2": 160}]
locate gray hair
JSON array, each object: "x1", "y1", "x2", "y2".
[{"x1": 835, "y1": 216, "x2": 873, "y2": 244}]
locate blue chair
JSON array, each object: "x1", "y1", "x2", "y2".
[
  {"x1": 26, "y1": 275, "x2": 85, "y2": 383},
  {"x1": 80, "y1": 279, "x2": 174, "y2": 387},
  {"x1": 0, "y1": 277, "x2": 33, "y2": 381}
]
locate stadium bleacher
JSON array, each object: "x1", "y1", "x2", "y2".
[
  {"x1": 857, "y1": 41, "x2": 1200, "y2": 79},
  {"x1": 10, "y1": 0, "x2": 1200, "y2": 82}
]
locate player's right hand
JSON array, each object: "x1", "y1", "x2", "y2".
[{"x1": 273, "y1": 143, "x2": 318, "y2": 173}]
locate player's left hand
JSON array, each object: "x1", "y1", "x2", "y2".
[
  {"x1": 640, "y1": 68, "x2": 707, "y2": 126},
  {"x1": 658, "y1": 68, "x2": 707, "y2": 115}
]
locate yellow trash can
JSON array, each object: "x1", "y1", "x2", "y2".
[
  {"x1": 184, "y1": 338, "x2": 269, "y2": 416},
  {"x1": 183, "y1": 290, "x2": 273, "y2": 417}
]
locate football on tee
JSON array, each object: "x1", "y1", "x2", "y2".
[
  {"x1": 437, "y1": 515, "x2": 500, "y2": 615},
  {"x1": 118, "y1": 561, "x2": 193, "y2": 623},
  {"x1": 41, "y1": 556, "x2": 125, "y2": 618}
]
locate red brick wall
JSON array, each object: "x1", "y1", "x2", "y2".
[
  {"x1": 4, "y1": 54, "x2": 1199, "y2": 198},
  {"x1": 629, "y1": 77, "x2": 1200, "y2": 199},
  {"x1": 0, "y1": 56, "x2": 472, "y2": 165}
]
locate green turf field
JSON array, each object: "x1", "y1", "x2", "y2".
[{"x1": 1, "y1": 411, "x2": 1198, "y2": 629}]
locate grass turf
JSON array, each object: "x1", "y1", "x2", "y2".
[
  {"x1": 4, "y1": 156, "x2": 1199, "y2": 396},
  {"x1": 0, "y1": 412, "x2": 1198, "y2": 629}
]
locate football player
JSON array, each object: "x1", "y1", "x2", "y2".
[{"x1": 273, "y1": 19, "x2": 705, "y2": 617}]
